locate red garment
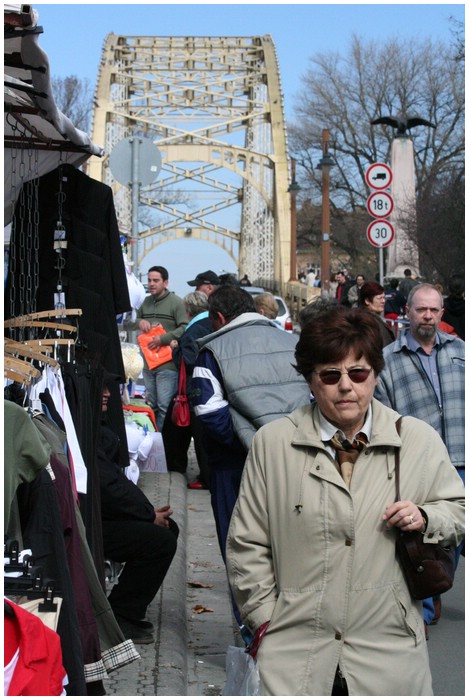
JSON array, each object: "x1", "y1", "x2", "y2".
[
  {"x1": 4, "y1": 599, "x2": 67, "y2": 696},
  {"x1": 439, "y1": 320, "x2": 459, "y2": 337}
]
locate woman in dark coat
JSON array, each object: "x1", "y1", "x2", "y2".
[{"x1": 359, "y1": 281, "x2": 396, "y2": 347}]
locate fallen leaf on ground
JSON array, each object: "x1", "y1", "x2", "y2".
[
  {"x1": 193, "y1": 604, "x2": 214, "y2": 614},
  {"x1": 188, "y1": 581, "x2": 214, "y2": 589}
]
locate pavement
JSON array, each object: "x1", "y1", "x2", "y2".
[
  {"x1": 103, "y1": 444, "x2": 241, "y2": 697},
  {"x1": 104, "y1": 442, "x2": 465, "y2": 696}
]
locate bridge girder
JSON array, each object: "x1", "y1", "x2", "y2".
[{"x1": 88, "y1": 34, "x2": 292, "y2": 284}]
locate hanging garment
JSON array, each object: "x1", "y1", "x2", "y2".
[
  {"x1": 30, "y1": 366, "x2": 88, "y2": 494},
  {"x1": 4, "y1": 598, "x2": 68, "y2": 696},
  {"x1": 5, "y1": 163, "x2": 131, "y2": 380},
  {"x1": 4, "y1": 400, "x2": 51, "y2": 531},
  {"x1": 61, "y1": 361, "x2": 107, "y2": 584},
  {"x1": 15, "y1": 469, "x2": 87, "y2": 695},
  {"x1": 32, "y1": 399, "x2": 141, "y2": 678}
]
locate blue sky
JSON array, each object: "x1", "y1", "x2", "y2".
[{"x1": 34, "y1": 2, "x2": 464, "y2": 295}]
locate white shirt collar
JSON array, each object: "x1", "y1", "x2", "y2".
[{"x1": 319, "y1": 405, "x2": 373, "y2": 444}]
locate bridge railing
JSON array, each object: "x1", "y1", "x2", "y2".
[{"x1": 283, "y1": 283, "x2": 321, "y2": 321}]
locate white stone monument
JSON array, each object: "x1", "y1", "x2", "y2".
[
  {"x1": 370, "y1": 115, "x2": 436, "y2": 280},
  {"x1": 386, "y1": 136, "x2": 420, "y2": 279}
]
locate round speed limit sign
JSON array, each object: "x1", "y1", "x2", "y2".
[{"x1": 366, "y1": 220, "x2": 395, "y2": 248}]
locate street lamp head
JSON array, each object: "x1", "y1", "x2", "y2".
[
  {"x1": 288, "y1": 180, "x2": 301, "y2": 194},
  {"x1": 316, "y1": 154, "x2": 335, "y2": 173}
]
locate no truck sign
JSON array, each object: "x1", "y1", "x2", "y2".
[{"x1": 365, "y1": 163, "x2": 392, "y2": 191}]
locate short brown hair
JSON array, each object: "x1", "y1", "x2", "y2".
[
  {"x1": 358, "y1": 281, "x2": 384, "y2": 307},
  {"x1": 294, "y1": 306, "x2": 385, "y2": 382}
]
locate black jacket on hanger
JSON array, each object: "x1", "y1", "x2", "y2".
[
  {"x1": 6, "y1": 164, "x2": 132, "y2": 465},
  {"x1": 5, "y1": 163, "x2": 131, "y2": 381}
]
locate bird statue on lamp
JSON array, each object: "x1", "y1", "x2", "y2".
[{"x1": 371, "y1": 114, "x2": 436, "y2": 135}]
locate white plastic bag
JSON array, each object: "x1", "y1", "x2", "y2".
[{"x1": 223, "y1": 645, "x2": 261, "y2": 696}]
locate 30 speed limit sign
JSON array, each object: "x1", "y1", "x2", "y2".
[{"x1": 366, "y1": 220, "x2": 395, "y2": 248}]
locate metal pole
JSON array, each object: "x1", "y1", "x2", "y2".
[
  {"x1": 321, "y1": 129, "x2": 331, "y2": 297},
  {"x1": 289, "y1": 158, "x2": 298, "y2": 281},
  {"x1": 130, "y1": 137, "x2": 141, "y2": 267},
  {"x1": 379, "y1": 247, "x2": 384, "y2": 286}
]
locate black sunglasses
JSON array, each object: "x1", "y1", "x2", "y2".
[{"x1": 314, "y1": 368, "x2": 373, "y2": 385}]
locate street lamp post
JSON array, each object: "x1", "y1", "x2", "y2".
[
  {"x1": 288, "y1": 158, "x2": 301, "y2": 281},
  {"x1": 317, "y1": 129, "x2": 334, "y2": 297}
]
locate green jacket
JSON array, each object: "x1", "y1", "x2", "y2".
[{"x1": 132, "y1": 291, "x2": 187, "y2": 371}]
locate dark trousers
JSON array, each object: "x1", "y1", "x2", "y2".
[
  {"x1": 103, "y1": 517, "x2": 179, "y2": 620},
  {"x1": 162, "y1": 407, "x2": 210, "y2": 486}
]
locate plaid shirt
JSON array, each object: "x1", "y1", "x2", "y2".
[{"x1": 375, "y1": 330, "x2": 465, "y2": 466}]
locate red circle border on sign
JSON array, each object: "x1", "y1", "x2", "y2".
[
  {"x1": 366, "y1": 191, "x2": 394, "y2": 218},
  {"x1": 365, "y1": 163, "x2": 393, "y2": 191},
  {"x1": 366, "y1": 219, "x2": 395, "y2": 247}
]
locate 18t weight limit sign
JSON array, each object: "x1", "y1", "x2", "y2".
[
  {"x1": 366, "y1": 220, "x2": 395, "y2": 248},
  {"x1": 367, "y1": 191, "x2": 394, "y2": 218}
]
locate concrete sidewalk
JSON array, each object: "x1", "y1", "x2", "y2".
[{"x1": 103, "y1": 446, "x2": 241, "y2": 696}]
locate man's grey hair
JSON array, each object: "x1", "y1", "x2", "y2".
[{"x1": 407, "y1": 283, "x2": 443, "y2": 309}]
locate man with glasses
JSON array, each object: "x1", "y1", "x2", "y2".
[{"x1": 375, "y1": 283, "x2": 465, "y2": 633}]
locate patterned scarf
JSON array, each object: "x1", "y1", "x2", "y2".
[{"x1": 329, "y1": 431, "x2": 368, "y2": 487}]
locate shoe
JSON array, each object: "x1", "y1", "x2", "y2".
[
  {"x1": 115, "y1": 613, "x2": 154, "y2": 632},
  {"x1": 116, "y1": 618, "x2": 155, "y2": 644},
  {"x1": 430, "y1": 597, "x2": 441, "y2": 625},
  {"x1": 187, "y1": 480, "x2": 207, "y2": 489}
]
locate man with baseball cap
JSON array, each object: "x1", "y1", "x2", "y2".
[{"x1": 187, "y1": 270, "x2": 220, "y2": 297}]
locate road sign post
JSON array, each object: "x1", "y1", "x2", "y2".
[
  {"x1": 366, "y1": 163, "x2": 393, "y2": 285},
  {"x1": 109, "y1": 136, "x2": 162, "y2": 266}
]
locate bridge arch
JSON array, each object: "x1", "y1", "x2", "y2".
[{"x1": 87, "y1": 34, "x2": 292, "y2": 285}]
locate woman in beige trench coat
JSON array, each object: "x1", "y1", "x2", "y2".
[{"x1": 226, "y1": 306, "x2": 464, "y2": 696}]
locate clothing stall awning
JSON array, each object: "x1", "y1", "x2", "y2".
[{"x1": 4, "y1": 4, "x2": 104, "y2": 224}]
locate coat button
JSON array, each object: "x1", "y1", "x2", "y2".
[
  {"x1": 316, "y1": 465, "x2": 320, "y2": 470},
  {"x1": 364, "y1": 450, "x2": 370, "y2": 455},
  {"x1": 345, "y1": 539, "x2": 352, "y2": 546},
  {"x1": 335, "y1": 632, "x2": 342, "y2": 640}
]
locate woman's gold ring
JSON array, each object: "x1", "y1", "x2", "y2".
[{"x1": 408, "y1": 515, "x2": 414, "y2": 524}]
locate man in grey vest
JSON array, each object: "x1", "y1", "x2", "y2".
[{"x1": 191, "y1": 286, "x2": 311, "y2": 564}]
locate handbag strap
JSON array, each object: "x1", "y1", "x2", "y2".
[
  {"x1": 177, "y1": 357, "x2": 187, "y2": 394},
  {"x1": 394, "y1": 416, "x2": 402, "y2": 502}
]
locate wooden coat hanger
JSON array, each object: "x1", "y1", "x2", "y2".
[
  {"x1": 5, "y1": 339, "x2": 59, "y2": 367},
  {"x1": 4, "y1": 308, "x2": 83, "y2": 334},
  {"x1": 4, "y1": 356, "x2": 42, "y2": 385},
  {"x1": 4, "y1": 319, "x2": 78, "y2": 332}
]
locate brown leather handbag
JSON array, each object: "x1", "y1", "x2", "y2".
[{"x1": 394, "y1": 417, "x2": 455, "y2": 600}]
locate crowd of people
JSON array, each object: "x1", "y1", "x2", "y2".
[{"x1": 98, "y1": 263, "x2": 464, "y2": 696}]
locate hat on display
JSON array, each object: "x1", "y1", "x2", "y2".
[{"x1": 187, "y1": 270, "x2": 221, "y2": 287}]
